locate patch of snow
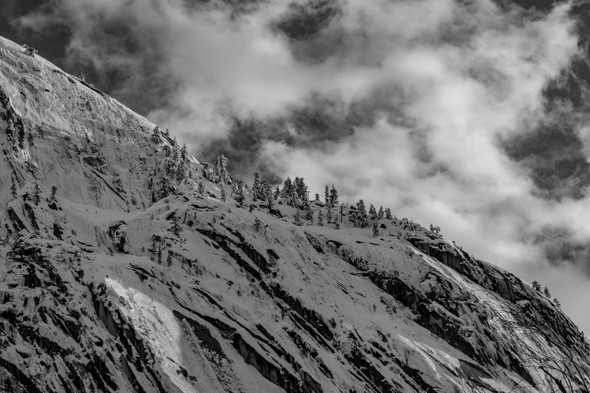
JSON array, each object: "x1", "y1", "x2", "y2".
[
  {"x1": 398, "y1": 334, "x2": 442, "y2": 380},
  {"x1": 105, "y1": 277, "x2": 196, "y2": 393}
]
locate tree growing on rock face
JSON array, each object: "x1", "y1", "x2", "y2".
[
  {"x1": 378, "y1": 206, "x2": 384, "y2": 220},
  {"x1": 544, "y1": 287, "x2": 551, "y2": 298},
  {"x1": 325, "y1": 185, "x2": 330, "y2": 206},
  {"x1": 171, "y1": 137, "x2": 179, "y2": 163},
  {"x1": 329, "y1": 185, "x2": 338, "y2": 207},
  {"x1": 429, "y1": 224, "x2": 441, "y2": 235},
  {"x1": 175, "y1": 160, "x2": 185, "y2": 181},
  {"x1": 294, "y1": 177, "x2": 308, "y2": 203},
  {"x1": 385, "y1": 208, "x2": 393, "y2": 220},
  {"x1": 171, "y1": 216, "x2": 181, "y2": 237},
  {"x1": 369, "y1": 204, "x2": 377, "y2": 221},
  {"x1": 281, "y1": 177, "x2": 293, "y2": 199},
  {"x1": 197, "y1": 181, "x2": 205, "y2": 196},
  {"x1": 532, "y1": 280, "x2": 541, "y2": 292},
  {"x1": 293, "y1": 209, "x2": 303, "y2": 226},
  {"x1": 254, "y1": 217, "x2": 262, "y2": 232},
  {"x1": 180, "y1": 144, "x2": 187, "y2": 163},
  {"x1": 356, "y1": 200, "x2": 368, "y2": 228},
  {"x1": 48, "y1": 185, "x2": 58, "y2": 209},
  {"x1": 150, "y1": 236, "x2": 159, "y2": 261},
  {"x1": 234, "y1": 182, "x2": 245, "y2": 206},
  {"x1": 252, "y1": 172, "x2": 263, "y2": 201},
  {"x1": 318, "y1": 210, "x2": 324, "y2": 226},
  {"x1": 264, "y1": 182, "x2": 274, "y2": 209},
  {"x1": 372, "y1": 220, "x2": 380, "y2": 237},
  {"x1": 215, "y1": 154, "x2": 231, "y2": 185},
  {"x1": 158, "y1": 176, "x2": 172, "y2": 200},
  {"x1": 151, "y1": 127, "x2": 161, "y2": 143}
]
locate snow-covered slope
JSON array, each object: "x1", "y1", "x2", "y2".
[{"x1": 0, "y1": 35, "x2": 589, "y2": 393}]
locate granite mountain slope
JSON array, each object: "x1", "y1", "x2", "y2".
[{"x1": 0, "y1": 35, "x2": 589, "y2": 393}]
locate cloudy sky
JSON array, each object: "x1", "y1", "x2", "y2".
[{"x1": 4, "y1": 0, "x2": 590, "y2": 332}]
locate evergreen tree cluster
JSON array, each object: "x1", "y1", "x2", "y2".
[
  {"x1": 324, "y1": 185, "x2": 339, "y2": 208},
  {"x1": 147, "y1": 136, "x2": 190, "y2": 202},
  {"x1": 280, "y1": 177, "x2": 311, "y2": 209},
  {"x1": 252, "y1": 172, "x2": 274, "y2": 208},
  {"x1": 531, "y1": 280, "x2": 561, "y2": 307}
]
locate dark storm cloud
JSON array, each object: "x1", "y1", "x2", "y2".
[
  {"x1": 534, "y1": 226, "x2": 590, "y2": 274},
  {"x1": 13, "y1": 0, "x2": 179, "y2": 115},
  {"x1": 0, "y1": 0, "x2": 71, "y2": 66},
  {"x1": 502, "y1": 114, "x2": 590, "y2": 201},
  {"x1": 498, "y1": 3, "x2": 590, "y2": 203}
]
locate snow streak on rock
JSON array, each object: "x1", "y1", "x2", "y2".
[{"x1": 105, "y1": 278, "x2": 195, "y2": 393}]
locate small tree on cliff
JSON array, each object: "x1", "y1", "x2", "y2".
[
  {"x1": 317, "y1": 210, "x2": 324, "y2": 226},
  {"x1": 293, "y1": 209, "x2": 303, "y2": 226},
  {"x1": 215, "y1": 154, "x2": 231, "y2": 185},
  {"x1": 294, "y1": 177, "x2": 308, "y2": 203},
  {"x1": 372, "y1": 220, "x2": 380, "y2": 238},
  {"x1": 180, "y1": 144, "x2": 188, "y2": 163},
  {"x1": 281, "y1": 177, "x2": 293, "y2": 198},
  {"x1": 329, "y1": 185, "x2": 339, "y2": 207},
  {"x1": 356, "y1": 200, "x2": 368, "y2": 228},
  {"x1": 429, "y1": 224, "x2": 441, "y2": 235},
  {"x1": 252, "y1": 172, "x2": 263, "y2": 201},
  {"x1": 264, "y1": 182, "x2": 274, "y2": 209},
  {"x1": 234, "y1": 183, "x2": 245, "y2": 206},
  {"x1": 369, "y1": 204, "x2": 377, "y2": 221},
  {"x1": 543, "y1": 287, "x2": 551, "y2": 298},
  {"x1": 171, "y1": 215, "x2": 181, "y2": 237},
  {"x1": 384, "y1": 208, "x2": 393, "y2": 220}
]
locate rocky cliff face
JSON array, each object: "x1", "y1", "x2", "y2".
[{"x1": 0, "y1": 35, "x2": 589, "y2": 393}]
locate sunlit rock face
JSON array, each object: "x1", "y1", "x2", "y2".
[{"x1": 0, "y1": 34, "x2": 589, "y2": 393}]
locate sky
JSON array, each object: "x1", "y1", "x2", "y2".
[{"x1": 3, "y1": 0, "x2": 590, "y2": 333}]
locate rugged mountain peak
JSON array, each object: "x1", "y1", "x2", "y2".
[{"x1": 0, "y1": 35, "x2": 589, "y2": 393}]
